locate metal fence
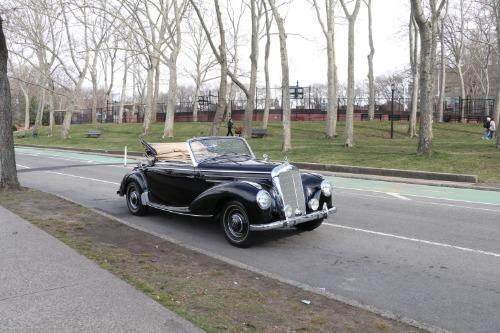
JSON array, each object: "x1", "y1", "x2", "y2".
[{"x1": 53, "y1": 96, "x2": 496, "y2": 125}]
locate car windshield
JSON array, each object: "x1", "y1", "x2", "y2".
[{"x1": 189, "y1": 137, "x2": 254, "y2": 164}]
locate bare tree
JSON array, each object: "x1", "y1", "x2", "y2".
[
  {"x1": 190, "y1": 0, "x2": 229, "y2": 136},
  {"x1": 408, "y1": 11, "x2": 420, "y2": 137},
  {"x1": 226, "y1": 0, "x2": 246, "y2": 122},
  {"x1": 436, "y1": 9, "x2": 447, "y2": 123},
  {"x1": 443, "y1": 0, "x2": 469, "y2": 123},
  {"x1": 339, "y1": 0, "x2": 361, "y2": 147},
  {"x1": 162, "y1": 0, "x2": 188, "y2": 138},
  {"x1": 312, "y1": 0, "x2": 339, "y2": 138},
  {"x1": 268, "y1": 0, "x2": 291, "y2": 151},
  {"x1": 411, "y1": 0, "x2": 447, "y2": 155},
  {"x1": 262, "y1": 0, "x2": 272, "y2": 130},
  {"x1": 184, "y1": 11, "x2": 217, "y2": 122},
  {"x1": 0, "y1": 16, "x2": 20, "y2": 190},
  {"x1": 365, "y1": 0, "x2": 375, "y2": 121},
  {"x1": 495, "y1": 1, "x2": 500, "y2": 148}
]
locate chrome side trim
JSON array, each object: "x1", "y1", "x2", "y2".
[
  {"x1": 249, "y1": 207, "x2": 337, "y2": 231},
  {"x1": 240, "y1": 181, "x2": 263, "y2": 189},
  {"x1": 147, "y1": 201, "x2": 213, "y2": 218}
]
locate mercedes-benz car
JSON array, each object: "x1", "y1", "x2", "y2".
[{"x1": 117, "y1": 136, "x2": 336, "y2": 247}]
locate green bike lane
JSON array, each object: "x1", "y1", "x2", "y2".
[
  {"x1": 326, "y1": 176, "x2": 500, "y2": 206},
  {"x1": 15, "y1": 146, "x2": 500, "y2": 206}
]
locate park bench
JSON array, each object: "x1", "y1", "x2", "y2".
[
  {"x1": 251, "y1": 128, "x2": 267, "y2": 138},
  {"x1": 86, "y1": 129, "x2": 102, "y2": 138},
  {"x1": 466, "y1": 116, "x2": 482, "y2": 124}
]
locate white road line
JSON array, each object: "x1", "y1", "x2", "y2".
[
  {"x1": 387, "y1": 192, "x2": 411, "y2": 200},
  {"x1": 325, "y1": 223, "x2": 500, "y2": 258},
  {"x1": 16, "y1": 164, "x2": 32, "y2": 169},
  {"x1": 45, "y1": 171, "x2": 120, "y2": 185}
]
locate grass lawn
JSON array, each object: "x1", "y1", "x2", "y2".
[{"x1": 14, "y1": 120, "x2": 500, "y2": 182}]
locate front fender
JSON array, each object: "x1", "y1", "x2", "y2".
[
  {"x1": 190, "y1": 181, "x2": 273, "y2": 223},
  {"x1": 117, "y1": 169, "x2": 148, "y2": 196}
]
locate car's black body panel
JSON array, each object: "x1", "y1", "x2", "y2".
[{"x1": 118, "y1": 137, "x2": 335, "y2": 242}]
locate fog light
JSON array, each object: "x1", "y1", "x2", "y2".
[
  {"x1": 284, "y1": 205, "x2": 293, "y2": 218},
  {"x1": 321, "y1": 180, "x2": 332, "y2": 197},
  {"x1": 308, "y1": 198, "x2": 319, "y2": 211}
]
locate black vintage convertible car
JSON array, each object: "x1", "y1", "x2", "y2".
[{"x1": 117, "y1": 136, "x2": 336, "y2": 247}]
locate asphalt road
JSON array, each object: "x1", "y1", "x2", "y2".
[{"x1": 13, "y1": 147, "x2": 500, "y2": 333}]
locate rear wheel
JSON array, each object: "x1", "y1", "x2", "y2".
[
  {"x1": 126, "y1": 182, "x2": 148, "y2": 216},
  {"x1": 221, "y1": 201, "x2": 254, "y2": 248},
  {"x1": 295, "y1": 218, "x2": 323, "y2": 231}
]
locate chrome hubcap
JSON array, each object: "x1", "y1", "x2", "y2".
[
  {"x1": 129, "y1": 190, "x2": 139, "y2": 210},
  {"x1": 225, "y1": 207, "x2": 248, "y2": 241}
]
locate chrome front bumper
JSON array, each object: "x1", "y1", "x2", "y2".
[{"x1": 249, "y1": 207, "x2": 337, "y2": 231}]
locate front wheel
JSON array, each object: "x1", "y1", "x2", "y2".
[
  {"x1": 221, "y1": 201, "x2": 254, "y2": 248},
  {"x1": 126, "y1": 182, "x2": 148, "y2": 216},
  {"x1": 295, "y1": 218, "x2": 323, "y2": 231}
]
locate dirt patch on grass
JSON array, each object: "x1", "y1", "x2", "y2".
[{"x1": 0, "y1": 189, "x2": 424, "y2": 333}]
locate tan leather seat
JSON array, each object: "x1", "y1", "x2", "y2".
[{"x1": 150, "y1": 143, "x2": 191, "y2": 162}]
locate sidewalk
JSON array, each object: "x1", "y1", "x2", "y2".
[{"x1": 0, "y1": 206, "x2": 202, "y2": 333}]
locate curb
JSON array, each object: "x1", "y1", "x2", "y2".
[
  {"x1": 293, "y1": 162, "x2": 478, "y2": 183},
  {"x1": 41, "y1": 190, "x2": 449, "y2": 333},
  {"x1": 16, "y1": 143, "x2": 483, "y2": 186}
]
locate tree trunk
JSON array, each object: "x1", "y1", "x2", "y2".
[
  {"x1": 163, "y1": 63, "x2": 178, "y2": 138},
  {"x1": 437, "y1": 23, "x2": 446, "y2": 123},
  {"x1": 325, "y1": 10, "x2": 338, "y2": 138},
  {"x1": 143, "y1": 64, "x2": 155, "y2": 135},
  {"x1": 48, "y1": 79, "x2": 55, "y2": 137},
  {"x1": 0, "y1": 17, "x2": 20, "y2": 189},
  {"x1": 91, "y1": 70, "x2": 98, "y2": 124},
  {"x1": 417, "y1": 25, "x2": 434, "y2": 155},
  {"x1": 33, "y1": 84, "x2": 46, "y2": 132},
  {"x1": 408, "y1": 13, "x2": 419, "y2": 137},
  {"x1": 496, "y1": 1, "x2": 500, "y2": 148},
  {"x1": 340, "y1": 0, "x2": 361, "y2": 148},
  {"x1": 262, "y1": 1, "x2": 271, "y2": 130},
  {"x1": 268, "y1": 0, "x2": 291, "y2": 151},
  {"x1": 61, "y1": 91, "x2": 80, "y2": 139},
  {"x1": 192, "y1": 86, "x2": 200, "y2": 122},
  {"x1": 152, "y1": 56, "x2": 160, "y2": 122},
  {"x1": 211, "y1": 0, "x2": 228, "y2": 136},
  {"x1": 21, "y1": 86, "x2": 29, "y2": 130},
  {"x1": 118, "y1": 56, "x2": 129, "y2": 124},
  {"x1": 458, "y1": 65, "x2": 466, "y2": 122},
  {"x1": 243, "y1": 0, "x2": 259, "y2": 139},
  {"x1": 366, "y1": 0, "x2": 375, "y2": 121}
]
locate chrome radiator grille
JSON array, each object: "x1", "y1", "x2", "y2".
[{"x1": 273, "y1": 165, "x2": 306, "y2": 216}]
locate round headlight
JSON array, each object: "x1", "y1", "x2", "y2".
[
  {"x1": 256, "y1": 190, "x2": 272, "y2": 210},
  {"x1": 284, "y1": 204, "x2": 293, "y2": 218},
  {"x1": 321, "y1": 180, "x2": 332, "y2": 197},
  {"x1": 308, "y1": 198, "x2": 319, "y2": 211}
]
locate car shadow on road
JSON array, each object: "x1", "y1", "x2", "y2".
[{"x1": 143, "y1": 208, "x2": 304, "y2": 248}]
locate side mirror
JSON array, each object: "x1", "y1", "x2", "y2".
[{"x1": 263, "y1": 154, "x2": 269, "y2": 162}]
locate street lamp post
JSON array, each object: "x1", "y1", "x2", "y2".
[{"x1": 391, "y1": 83, "x2": 395, "y2": 139}]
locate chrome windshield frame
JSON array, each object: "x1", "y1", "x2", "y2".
[{"x1": 186, "y1": 136, "x2": 256, "y2": 167}]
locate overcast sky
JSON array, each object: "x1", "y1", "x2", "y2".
[{"x1": 118, "y1": 0, "x2": 413, "y2": 97}]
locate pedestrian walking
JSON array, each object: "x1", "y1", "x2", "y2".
[
  {"x1": 482, "y1": 117, "x2": 491, "y2": 140},
  {"x1": 487, "y1": 119, "x2": 496, "y2": 140},
  {"x1": 226, "y1": 117, "x2": 234, "y2": 136}
]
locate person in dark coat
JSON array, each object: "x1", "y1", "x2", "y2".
[
  {"x1": 482, "y1": 116, "x2": 491, "y2": 140},
  {"x1": 227, "y1": 117, "x2": 234, "y2": 136}
]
